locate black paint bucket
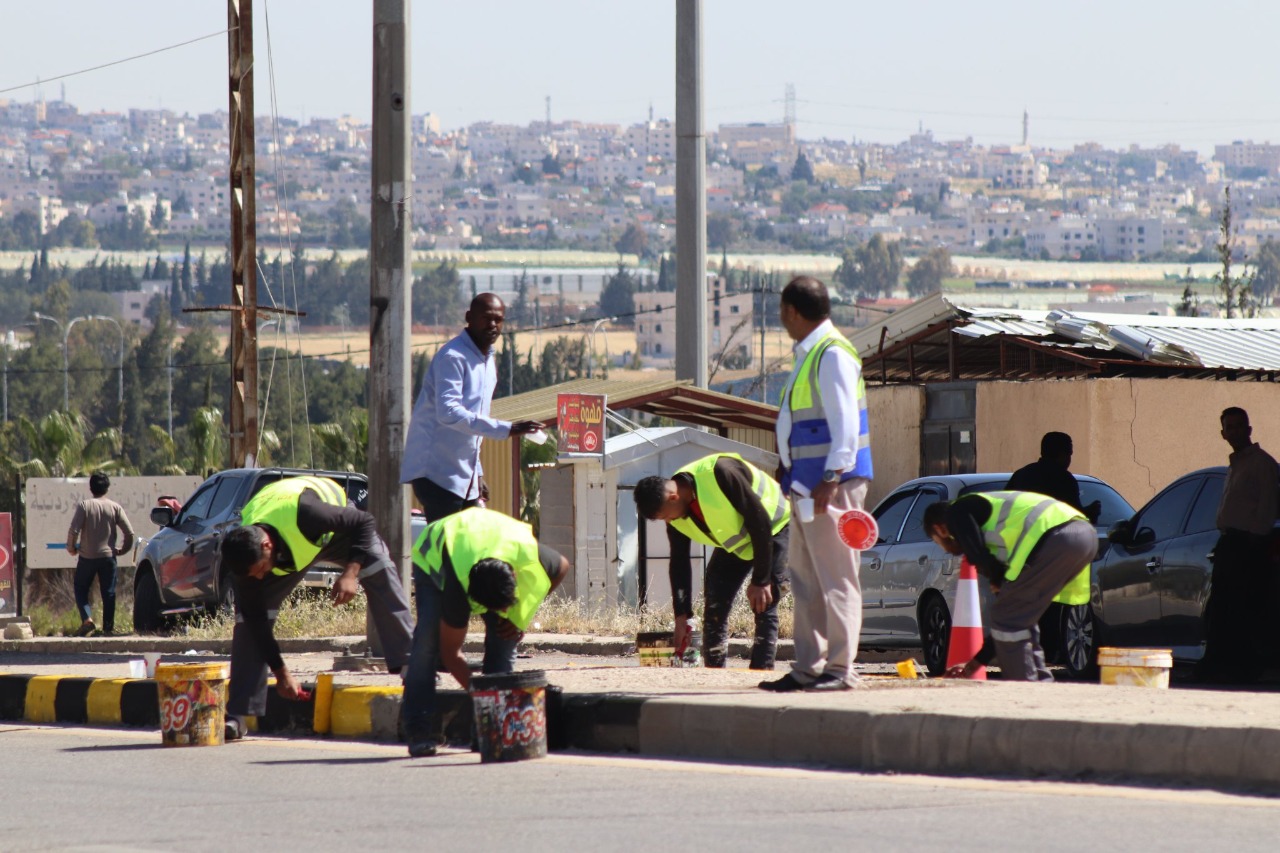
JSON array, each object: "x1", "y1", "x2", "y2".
[{"x1": 470, "y1": 670, "x2": 548, "y2": 763}]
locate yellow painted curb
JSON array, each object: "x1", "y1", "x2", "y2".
[
  {"x1": 86, "y1": 678, "x2": 131, "y2": 724},
  {"x1": 25, "y1": 675, "x2": 63, "y2": 723},
  {"x1": 330, "y1": 686, "x2": 402, "y2": 737},
  {"x1": 313, "y1": 672, "x2": 335, "y2": 734}
]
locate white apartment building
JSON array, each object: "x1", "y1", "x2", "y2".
[
  {"x1": 1094, "y1": 215, "x2": 1192, "y2": 260},
  {"x1": 623, "y1": 119, "x2": 675, "y2": 161},
  {"x1": 1214, "y1": 141, "x2": 1280, "y2": 173},
  {"x1": 1023, "y1": 216, "x2": 1096, "y2": 259},
  {"x1": 634, "y1": 280, "x2": 753, "y2": 366}
]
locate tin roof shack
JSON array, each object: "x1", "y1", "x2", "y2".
[{"x1": 539, "y1": 426, "x2": 778, "y2": 614}]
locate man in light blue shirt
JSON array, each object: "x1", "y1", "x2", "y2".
[{"x1": 400, "y1": 293, "x2": 545, "y2": 521}]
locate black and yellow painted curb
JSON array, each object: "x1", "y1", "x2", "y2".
[{"x1": 0, "y1": 674, "x2": 160, "y2": 728}]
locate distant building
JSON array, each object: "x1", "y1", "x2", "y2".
[{"x1": 634, "y1": 278, "x2": 753, "y2": 367}]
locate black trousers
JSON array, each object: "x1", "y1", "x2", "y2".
[
  {"x1": 74, "y1": 556, "x2": 117, "y2": 634},
  {"x1": 411, "y1": 477, "x2": 480, "y2": 523},
  {"x1": 1202, "y1": 530, "x2": 1272, "y2": 675},
  {"x1": 702, "y1": 528, "x2": 789, "y2": 670}
]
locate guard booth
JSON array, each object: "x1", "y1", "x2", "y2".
[{"x1": 538, "y1": 426, "x2": 779, "y2": 613}]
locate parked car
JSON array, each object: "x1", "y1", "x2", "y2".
[
  {"x1": 132, "y1": 468, "x2": 371, "y2": 633},
  {"x1": 1073, "y1": 466, "x2": 1280, "y2": 677},
  {"x1": 860, "y1": 472, "x2": 1134, "y2": 675}
]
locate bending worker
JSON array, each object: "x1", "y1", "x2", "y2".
[
  {"x1": 633, "y1": 452, "x2": 790, "y2": 670},
  {"x1": 401, "y1": 507, "x2": 568, "y2": 758},
  {"x1": 219, "y1": 476, "x2": 414, "y2": 740},
  {"x1": 922, "y1": 491, "x2": 1095, "y2": 681}
]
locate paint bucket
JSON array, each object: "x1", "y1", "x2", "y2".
[
  {"x1": 1097, "y1": 647, "x2": 1173, "y2": 689},
  {"x1": 636, "y1": 631, "x2": 676, "y2": 666},
  {"x1": 470, "y1": 670, "x2": 547, "y2": 763},
  {"x1": 155, "y1": 662, "x2": 230, "y2": 746}
]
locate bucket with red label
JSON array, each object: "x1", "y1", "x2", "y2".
[
  {"x1": 470, "y1": 670, "x2": 548, "y2": 763},
  {"x1": 155, "y1": 662, "x2": 229, "y2": 746}
]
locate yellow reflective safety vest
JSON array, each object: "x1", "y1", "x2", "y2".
[
  {"x1": 240, "y1": 476, "x2": 348, "y2": 576},
  {"x1": 669, "y1": 453, "x2": 788, "y2": 559},
  {"x1": 976, "y1": 491, "x2": 1091, "y2": 605},
  {"x1": 412, "y1": 508, "x2": 552, "y2": 631},
  {"x1": 782, "y1": 326, "x2": 872, "y2": 493}
]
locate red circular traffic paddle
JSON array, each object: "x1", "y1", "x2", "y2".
[{"x1": 836, "y1": 508, "x2": 879, "y2": 550}]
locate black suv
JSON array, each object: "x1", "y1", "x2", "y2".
[{"x1": 132, "y1": 468, "x2": 369, "y2": 632}]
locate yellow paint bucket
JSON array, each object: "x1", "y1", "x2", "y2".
[
  {"x1": 155, "y1": 662, "x2": 230, "y2": 746},
  {"x1": 1097, "y1": 647, "x2": 1172, "y2": 689}
]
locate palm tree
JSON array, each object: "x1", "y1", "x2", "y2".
[
  {"x1": 1, "y1": 411, "x2": 126, "y2": 479},
  {"x1": 311, "y1": 410, "x2": 368, "y2": 472}
]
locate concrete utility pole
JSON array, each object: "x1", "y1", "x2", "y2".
[
  {"x1": 675, "y1": 0, "x2": 708, "y2": 387},
  {"x1": 227, "y1": 0, "x2": 259, "y2": 467},
  {"x1": 369, "y1": 0, "x2": 413, "y2": 603}
]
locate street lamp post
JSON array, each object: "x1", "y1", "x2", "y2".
[
  {"x1": 31, "y1": 312, "x2": 67, "y2": 411},
  {"x1": 86, "y1": 315, "x2": 124, "y2": 415},
  {"x1": 587, "y1": 317, "x2": 615, "y2": 379},
  {"x1": 33, "y1": 312, "x2": 124, "y2": 413}
]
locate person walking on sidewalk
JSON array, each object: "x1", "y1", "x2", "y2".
[
  {"x1": 1195, "y1": 406, "x2": 1280, "y2": 683},
  {"x1": 219, "y1": 476, "x2": 414, "y2": 740},
  {"x1": 400, "y1": 293, "x2": 545, "y2": 522},
  {"x1": 762, "y1": 275, "x2": 873, "y2": 693},
  {"x1": 923, "y1": 492, "x2": 1095, "y2": 681},
  {"x1": 634, "y1": 452, "x2": 790, "y2": 670},
  {"x1": 401, "y1": 507, "x2": 567, "y2": 758},
  {"x1": 65, "y1": 472, "x2": 135, "y2": 637},
  {"x1": 1006, "y1": 431, "x2": 1101, "y2": 523}
]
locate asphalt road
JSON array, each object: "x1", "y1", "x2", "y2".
[{"x1": 5, "y1": 724, "x2": 1280, "y2": 852}]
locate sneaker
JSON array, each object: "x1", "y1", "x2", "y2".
[
  {"x1": 74, "y1": 621, "x2": 96, "y2": 637},
  {"x1": 407, "y1": 739, "x2": 438, "y2": 758},
  {"x1": 758, "y1": 673, "x2": 807, "y2": 692},
  {"x1": 224, "y1": 717, "x2": 245, "y2": 742}
]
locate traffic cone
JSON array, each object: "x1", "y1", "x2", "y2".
[{"x1": 945, "y1": 558, "x2": 987, "y2": 680}]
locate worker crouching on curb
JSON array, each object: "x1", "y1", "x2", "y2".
[
  {"x1": 219, "y1": 476, "x2": 414, "y2": 741},
  {"x1": 401, "y1": 507, "x2": 568, "y2": 759},
  {"x1": 922, "y1": 491, "x2": 1095, "y2": 681},
  {"x1": 633, "y1": 452, "x2": 790, "y2": 670}
]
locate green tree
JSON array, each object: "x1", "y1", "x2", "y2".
[
  {"x1": 1251, "y1": 239, "x2": 1280, "y2": 304},
  {"x1": 598, "y1": 262, "x2": 636, "y2": 325},
  {"x1": 3, "y1": 411, "x2": 124, "y2": 478},
  {"x1": 1213, "y1": 187, "x2": 1256, "y2": 318},
  {"x1": 411, "y1": 260, "x2": 462, "y2": 328},
  {"x1": 790, "y1": 149, "x2": 815, "y2": 183},
  {"x1": 906, "y1": 247, "x2": 954, "y2": 297},
  {"x1": 834, "y1": 235, "x2": 903, "y2": 299},
  {"x1": 707, "y1": 215, "x2": 736, "y2": 250},
  {"x1": 615, "y1": 223, "x2": 648, "y2": 258}
]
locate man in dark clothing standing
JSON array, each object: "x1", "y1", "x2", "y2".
[
  {"x1": 219, "y1": 476, "x2": 414, "y2": 740},
  {"x1": 1006, "y1": 431, "x2": 1101, "y2": 523},
  {"x1": 634, "y1": 453, "x2": 790, "y2": 670},
  {"x1": 1195, "y1": 407, "x2": 1279, "y2": 683},
  {"x1": 66, "y1": 472, "x2": 135, "y2": 637}
]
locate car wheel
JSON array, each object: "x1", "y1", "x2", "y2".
[
  {"x1": 133, "y1": 569, "x2": 165, "y2": 634},
  {"x1": 1059, "y1": 603, "x2": 1099, "y2": 680},
  {"x1": 920, "y1": 595, "x2": 952, "y2": 676},
  {"x1": 215, "y1": 570, "x2": 236, "y2": 617}
]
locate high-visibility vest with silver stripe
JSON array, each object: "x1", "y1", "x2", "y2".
[
  {"x1": 240, "y1": 476, "x2": 348, "y2": 576},
  {"x1": 976, "y1": 491, "x2": 1091, "y2": 606},
  {"x1": 668, "y1": 453, "x2": 789, "y2": 559},
  {"x1": 782, "y1": 328, "x2": 872, "y2": 493}
]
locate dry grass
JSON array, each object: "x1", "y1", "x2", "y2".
[{"x1": 533, "y1": 590, "x2": 794, "y2": 639}]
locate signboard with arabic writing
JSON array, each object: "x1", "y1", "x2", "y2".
[
  {"x1": 25, "y1": 476, "x2": 204, "y2": 570},
  {"x1": 0, "y1": 514, "x2": 14, "y2": 616},
  {"x1": 556, "y1": 393, "x2": 607, "y2": 455}
]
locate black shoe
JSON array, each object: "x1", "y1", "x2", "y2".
[
  {"x1": 224, "y1": 717, "x2": 245, "y2": 742},
  {"x1": 74, "y1": 621, "x2": 95, "y2": 637},
  {"x1": 407, "y1": 739, "x2": 438, "y2": 758},
  {"x1": 805, "y1": 673, "x2": 853, "y2": 692},
  {"x1": 758, "y1": 673, "x2": 807, "y2": 692}
]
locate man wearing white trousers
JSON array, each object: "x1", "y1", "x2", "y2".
[{"x1": 761, "y1": 276, "x2": 873, "y2": 693}]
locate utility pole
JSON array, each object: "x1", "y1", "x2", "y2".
[
  {"x1": 675, "y1": 0, "x2": 707, "y2": 388},
  {"x1": 370, "y1": 0, "x2": 413, "y2": 608},
  {"x1": 227, "y1": 0, "x2": 259, "y2": 467}
]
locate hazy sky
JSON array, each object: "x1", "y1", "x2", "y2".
[{"x1": 4, "y1": 1, "x2": 1279, "y2": 154}]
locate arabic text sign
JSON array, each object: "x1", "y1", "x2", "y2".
[
  {"x1": 0, "y1": 514, "x2": 13, "y2": 615},
  {"x1": 556, "y1": 393, "x2": 606, "y2": 455}
]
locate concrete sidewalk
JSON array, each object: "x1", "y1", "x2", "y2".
[{"x1": 4, "y1": 634, "x2": 1280, "y2": 795}]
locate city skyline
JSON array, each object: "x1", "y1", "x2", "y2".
[{"x1": 4, "y1": 1, "x2": 1280, "y2": 154}]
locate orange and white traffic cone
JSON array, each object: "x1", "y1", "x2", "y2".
[{"x1": 945, "y1": 558, "x2": 987, "y2": 680}]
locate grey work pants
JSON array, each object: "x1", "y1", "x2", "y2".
[{"x1": 989, "y1": 519, "x2": 1097, "y2": 682}]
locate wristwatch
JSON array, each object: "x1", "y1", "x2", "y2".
[{"x1": 822, "y1": 468, "x2": 841, "y2": 483}]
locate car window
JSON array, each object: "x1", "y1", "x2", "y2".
[
  {"x1": 1184, "y1": 475, "x2": 1225, "y2": 535},
  {"x1": 207, "y1": 476, "x2": 244, "y2": 519},
  {"x1": 180, "y1": 482, "x2": 219, "y2": 523},
  {"x1": 1135, "y1": 477, "x2": 1200, "y2": 541},
  {"x1": 872, "y1": 490, "x2": 917, "y2": 545},
  {"x1": 900, "y1": 487, "x2": 947, "y2": 543},
  {"x1": 343, "y1": 478, "x2": 369, "y2": 510},
  {"x1": 1078, "y1": 481, "x2": 1134, "y2": 529}
]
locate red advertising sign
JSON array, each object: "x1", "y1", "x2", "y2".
[
  {"x1": 557, "y1": 393, "x2": 607, "y2": 455},
  {"x1": 0, "y1": 513, "x2": 14, "y2": 616}
]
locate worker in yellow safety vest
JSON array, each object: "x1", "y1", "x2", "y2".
[
  {"x1": 923, "y1": 491, "x2": 1095, "y2": 681},
  {"x1": 401, "y1": 507, "x2": 568, "y2": 758},
  {"x1": 634, "y1": 452, "x2": 790, "y2": 670}
]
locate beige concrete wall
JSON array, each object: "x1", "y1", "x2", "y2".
[
  {"x1": 866, "y1": 384, "x2": 926, "y2": 506},
  {"x1": 977, "y1": 378, "x2": 1280, "y2": 508}
]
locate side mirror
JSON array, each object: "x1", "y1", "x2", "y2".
[
  {"x1": 150, "y1": 506, "x2": 175, "y2": 528},
  {"x1": 1106, "y1": 518, "x2": 1132, "y2": 545}
]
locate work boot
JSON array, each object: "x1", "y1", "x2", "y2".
[
  {"x1": 407, "y1": 739, "x2": 438, "y2": 758},
  {"x1": 224, "y1": 716, "x2": 246, "y2": 742},
  {"x1": 74, "y1": 620, "x2": 95, "y2": 637}
]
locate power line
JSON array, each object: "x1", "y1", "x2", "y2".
[{"x1": 0, "y1": 29, "x2": 232, "y2": 97}]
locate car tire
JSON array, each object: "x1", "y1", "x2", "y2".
[
  {"x1": 133, "y1": 569, "x2": 165, "y2": 634},
  {"x1": 215, "y1": 569, "x2": 236, "y2": 617},
  {"x1": 920, "y1": 595, "x2": 952, "y2": 676},
  {"x1": 1059, "y1": 603, "x2": 1099, "y2": 680}
]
